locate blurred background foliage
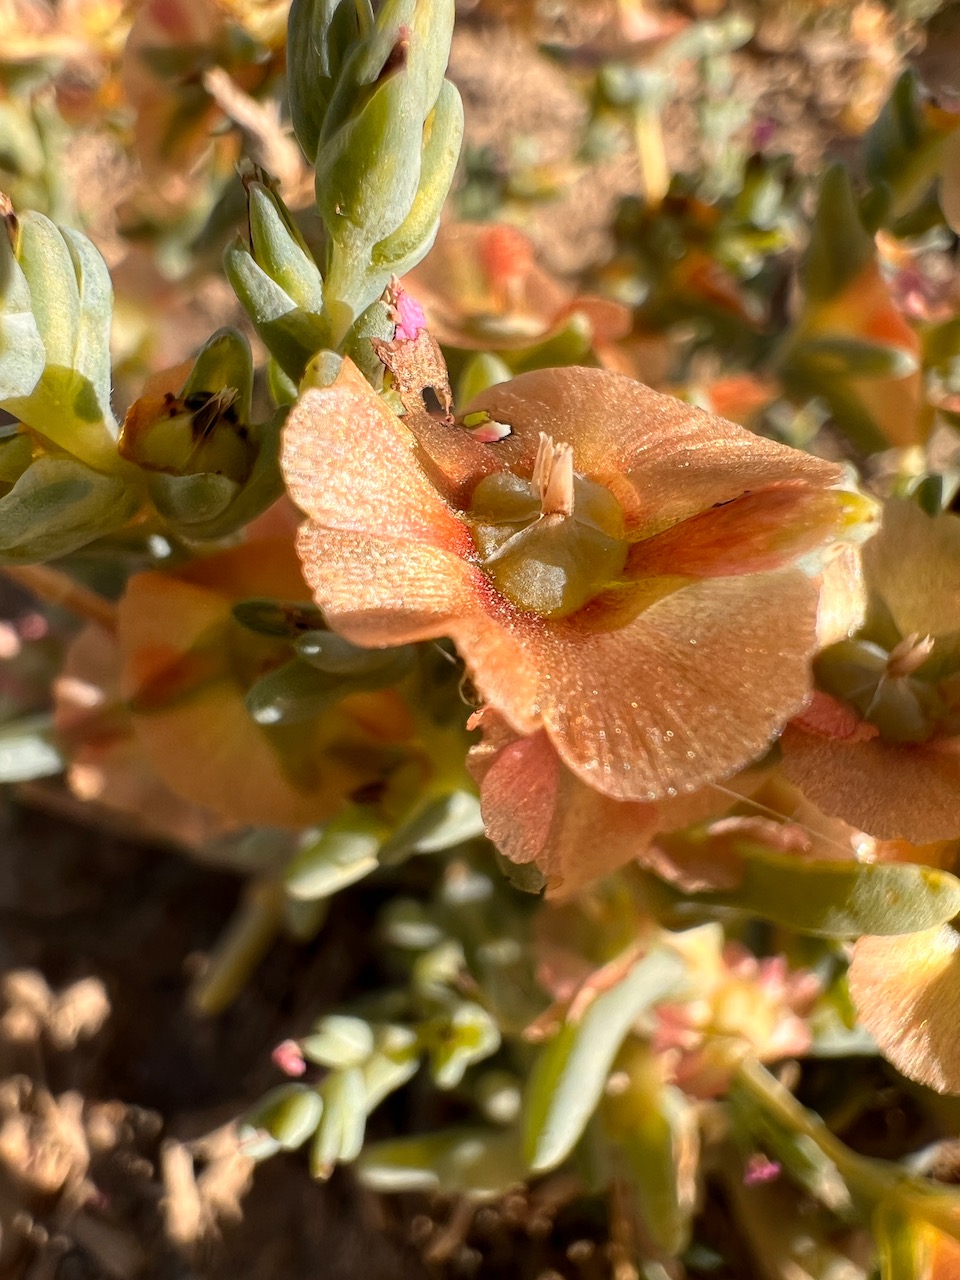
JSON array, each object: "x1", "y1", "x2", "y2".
[{"x1": 7, "y1": 1, "x2": 960, "y2": 1278}]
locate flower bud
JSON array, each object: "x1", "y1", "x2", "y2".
[
  {"x1": 225, "y1": 240, "x2": 329, "y2": 383},
  {"x1": 311, "y1": 0, "x2": 461, "y2": 340},
  {"x1": 119, "y1": 328, "x2": 284, "y2": 538},
  {"x1": 246, "y1": 180, "x2": 325, "y2": 314},
  {"x1": 286, "y1": 0, "x2": 371, "y2": 163}
]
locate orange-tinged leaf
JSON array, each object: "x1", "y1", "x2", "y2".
[
  {"x1": 54, "y1": 623, "x2": 233, "y2": 849},
  {"x1": 403, "y1": 222, "x2": 629, "y2": 353},
  {"x1": 126, "y1": 676, "x2": 403, "y2": 829},
  {"x1": 117, "y1": 539, "x2": 415, "y2": 829},
  {"x1": 802, "y1": 260, "x2": 925, "y2": 447}
]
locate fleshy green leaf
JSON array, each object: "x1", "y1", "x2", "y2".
[
  {"x1": 371, "y1": 79, "x2": 464, "y2": 276},
  {"x1": 380, "y1": 790, "x2": 484, "y2": 862},
  {"x1": 0, "y1": 456, "x2": 138, "y2": 564},
  {"x1": 302, "y1": 1015, "x2": 375, "y2": 1069},
  {"x1": 361, "y1": 1026, "x2": 420, "y2": 1109},
  {"x1": 246, "y1": 657, "x2": 344, "y2": 727},
  {"x1": 874, "y1": 1202, "x2": 929, "y2": 1280},
  {"x1": 0, "y1": 715, "x2": 63, "y2": 782},
  {"x1": 286, "y1": 810, "x2": 386, "y2": 900},
  {"x1": 311, "y1": 1067, "x2": 367, "y2": 1177},
  {"x1": 0, "y1": 228, "x2": 44, "y2": 401},
  {"x1": 358, "y1": 1127, "x2": 526, "y2": 1197},
  {"x1": 795, "y1": 336, "x2": 919, "y2": 380},
  {"x1": 602, "y1": 1044, "x2": 697, "y2": 1257},
  {"x1": 803, "y1": 166, "x2": 874, "y2": 307},
  {"x1": 523, "y1": 946, "x2": 687, "y2": 1173},
  {"x1": 225, "y1": 244, "x2": 328, "y2": 383},
  {"x1": 4, "y1": 214, "x2": 117, "y2": 468},
  {"x1": 286, "y1": 0, "x2": 373, "y2": 161},
  {"x1": 247, "y1": 183, "x2": 325, "y2": 314},
  {"x1": 146, "y1": 472, "x2": 239, "y2": 527},
  {"x1": 241, "y1": 1084, "x2": 324, "y2": 1156},
  {"x1": 865, "y1": 70, "x2": 959, "y2": 226},
  {"x1": 642, "y1": 847, "x2": 960, "y2": 939}
]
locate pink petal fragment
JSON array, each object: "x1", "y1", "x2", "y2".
[
  {"x1": 394, "y1": 288, "x2": 426, "y2": 342},
  {"x1": 743, "y1": 1154, "x2": 782, "y2": 1186}
]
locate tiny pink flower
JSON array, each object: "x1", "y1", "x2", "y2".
[
  {"x1": 392, "y1": 286, "x2": 426, "y2": 343},
  {"x1": 743, "y1": 1153, "x2": 782, "y2": 1186},
  {"x1": 271, "y1": 1038, "x2": 307, "y2": 1077}
]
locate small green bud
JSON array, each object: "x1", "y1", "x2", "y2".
[
  {"x1": 119, "y1": 331, "x2": 284, "y2": 538},
  {"x1": 427, "y1": 1002, "x2": 501, "y2": 1089},
  {"x1": 246, "y1": 181, "x2": 325, "y2": 314},
  {"x1": 319, "y1": 0, "x2": 453, "y2": 148},
  {"x1": 119, "y1": 330, "x2": 255, "y2": 485},
  {"x1": 294, "y1": 630, "x2": 413, "y2": 677},
  {"x1": 309, "y1": 0, "x2": 462, "y2": 340},
  {"x1": 225, "y1": 241, "x2": 329, "y2": 383},
  {"x1": 286, "y1": 0, "x2": 373, "y2": 163},
  {"x1": 232, "y1": 598, "x2": 327, "y2": 638}
]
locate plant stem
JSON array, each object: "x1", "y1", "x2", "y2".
[
  {"x1": 2, "y1": 564, "x2": 118, "y2": 631},
  {"x1": 188, "y1": 877, "x2": 287, "y2": 1016},
  {"x1": 734, "y1": 1058, "x2": 960, "y2": 1240}
]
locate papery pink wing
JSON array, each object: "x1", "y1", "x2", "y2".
[
  {"x1": 849, "y1": 927, "x2": 960, "y2": 1093},
  {"x1": 281, "y1": 362, "x2": 473, "y2": 552},
  {"x1": 781, "y1": 722, "x2": 960, "y2": 843},
  {"x1": 626, "y1": 487, "x2": 857, "y2": 579},
  {"x1": 488, "y1": 569, "x2": 822, "y2": 804},
  {"x1": 468, "y1": 711, "x2": 663, "y2": 896},
  {"x1": 467, "y1": 367, "x2": 843, "y2": 534}
]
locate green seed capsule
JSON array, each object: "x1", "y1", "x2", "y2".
[{"x1": 468, "y1": 467, "x2": 628, "y2": 619}]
